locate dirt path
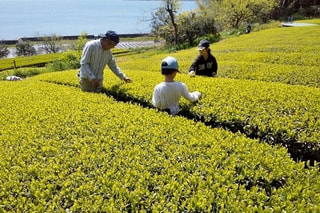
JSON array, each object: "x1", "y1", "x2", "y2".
[
  {"x1": 281, "y1": 22, "x2": 318, "y2": 27},
  {"x1": 116, "y1": 40, "x2": 164, "y2": 49},
  {"x1": 6, "y1": 40, "x2": 164, "y2": 58}
]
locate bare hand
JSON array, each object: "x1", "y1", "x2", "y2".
[
  {"x1": 189, "y1": 71, "x2": 196, "y2": 77},
  {"x1": 124, "y1": 77, "x2": 132, "y2": 83},
  {"x1": 92, "y1": 79, "x2": 100, "y2": 88}
]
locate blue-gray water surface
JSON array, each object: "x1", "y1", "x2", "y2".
[{"x1": 0, "y1": 0, "x2": 197, "y2": 40}]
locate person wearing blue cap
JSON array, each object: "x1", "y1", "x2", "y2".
[
  {"x1": 188, "y1": 39, "x2": 218, "y2": 77},
  {"x1": 78, "y1": 30, "x2": 132, "y2": 92},
  {"x1": 152, "y1": 56, "x2": 201, "y2": 116}
]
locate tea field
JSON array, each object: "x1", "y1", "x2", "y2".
[{"x1": 1, "y1": 20, "x2": 320, "y2": 211}]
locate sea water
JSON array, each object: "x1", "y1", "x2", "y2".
[{"x1": 0, "y1": 0, "x2": 197, "y2": 40}]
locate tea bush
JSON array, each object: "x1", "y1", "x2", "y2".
[
  {"x1": 36, "y1": 69, "x2": 320, "y2": 150},
  {"x1": 117, "y1": 25, "x2": 320, "y2": 88},
  {"x1": 2, "y1": 19, "x2": 320, "y2": 212},
  {"x1": 0, "y1": 80, "x2": 319, "y2": 212},
  {"x1": 0, "y1": 53, "x2": 62, "y2": 71}
]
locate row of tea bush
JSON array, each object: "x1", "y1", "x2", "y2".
[{"x1": 0, "y1": 80, "x2": 319, "y2": 212}]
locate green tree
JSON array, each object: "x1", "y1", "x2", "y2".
[
  {"x1": 196, "y1": 0, "x2": 278, "y2": 29},
  {"x1": 76, "y1": 31, "x2": 88, "y2": 53},
  {"x1": 277, "y1": 0, "x2": 320, "y2": 9},
  {"x1": 273, "y1": 0, "x2": 320, "y2": 18},
  {"x1": 178, "y1": 11, "x2": 218, "y2": 45}
]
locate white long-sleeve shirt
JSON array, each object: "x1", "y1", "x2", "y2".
[
  {"x1": 152, "y1": 81, "x2": 201, "y2": 115},
  {"x1": 79, "y1": 39, "x2": 126, "y2": 80}
]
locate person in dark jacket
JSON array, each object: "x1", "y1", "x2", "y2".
[
  {"x1": 245, "y1": 23, "x2": 251, "y2": 34},
  {"x1": 189, "y1": 39, "x2": 218, "y2": 77}
]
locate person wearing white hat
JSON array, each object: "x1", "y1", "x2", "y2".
[
  {"x1": 189, "y1": 39, "x2": 218, "y2": 77},
  {"x1": 152, "y1": 56, "x2": 201, "y2": 116}
]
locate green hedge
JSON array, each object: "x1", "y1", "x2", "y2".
[
  {"x1": 0, "y1": 49, "x2": 129, "y2": 71},
  {"x1": 0, "y1": 53, "x2": 62, "y2": 71}
]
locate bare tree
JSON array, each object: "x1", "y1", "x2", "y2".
[
  {"x1": 164, "y1": 0, "x2": 180, "y2": 45},
  {"x1": 151, "y1": 0, "x2": 181, "y2": 45},
  {"x1": 0, "y1": 42, "x2": 10, "y2": 58},
  {"x1": 15, "y1": 40, "x2": 36, "y2": 56},
  {"x1": 42, "y1": 34, "x2": 62, "y2": 53}
]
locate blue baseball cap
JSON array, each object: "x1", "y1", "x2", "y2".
[
  {"x1": 104, "y1": 30, "x2": 120, "y2": 44},
  {"x1": 161, "y1": 56, "x2": 180, "y2": 74}
]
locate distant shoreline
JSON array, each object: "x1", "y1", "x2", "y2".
[{"x1": 0, "y1": 33, "x2": 150, "y2": 45}]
